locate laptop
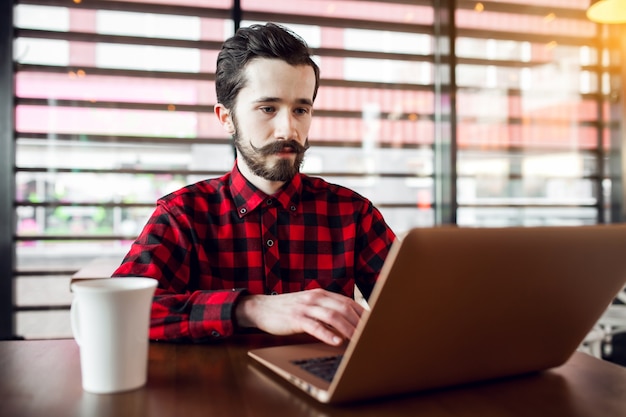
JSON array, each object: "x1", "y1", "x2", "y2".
[{"x1": 248, "y1": 225, "x2": 626, "y2": 404}]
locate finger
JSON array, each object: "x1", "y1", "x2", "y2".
[
  {"x1": 308, "y1": 291, "x2": 365, "y2": 328},
  {"x1": 301, "y1": 317, "x2": 345, "y2": 346},
  {"x1": 304, "y1": 304, "x2": 362, "y2": 342},
  {"x1": 304, "y1": 289, "x2": 366, "y2": 317}
]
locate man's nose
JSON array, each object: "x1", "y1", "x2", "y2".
[{"x1": 274, "y1": 111, "x2": 297, "y2": 140}]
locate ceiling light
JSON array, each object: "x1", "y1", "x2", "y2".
[{"x1": 587, "y1": 0, "x2": 626, "y2": 24}]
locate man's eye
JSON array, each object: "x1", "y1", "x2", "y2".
[
  {"x1": 295, "y1": 108, "x2": 310, "y2": 115},
  {"x1": 260, "y1": 107, "x2": 275, "y2": 113}
]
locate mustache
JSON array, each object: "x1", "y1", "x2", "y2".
[{"x1": 249, "y1": 139, "x2": 310, "y2": 156}]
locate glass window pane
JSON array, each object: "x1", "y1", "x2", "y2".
[
  {"x1": 457, "y1": 207, "x2": 597, "y2": 227},
  {"x1": 96, "y1": 43, "x2": 201, "y2": 72},
  {"x1": 16, "y1": 105, "x2": 209, "y2": 137},
  {"x1": 455, "y1": 2, "x2": 608, "y2": 227},
  {"x1": 241, "y1": 0, "x2": 433, "y2": 25},
  {"x1": 14, "y1": 38, "x2": 69, "y2": 66},
  {"x1": 16, "y1": 311, "x2": 72, "y2": 339},
  {"x1": 344, "y1": 29, "x2": 431, "y2": 55},
  {"x1": 15, "y1": 276, "x2": 72, "y2": 307},
  {"x1": 380, "y1": 207, "x2": 434, "y2": 232},
  {"x1": 97, "y1": 10, "x2": 202, "y2": 40},
  {"x1": 16, "y1": 241, "x2": 132, "y2": 271},
  {"x1": 10, "y1": 0, "x2": 621, "y2": 342},
  {"x1": 16, "y1": 204, "x2": 156, "y2": 239},
  {"x1": 14, "y1": 5, "x2": 69, "y2": 31},
  {"x1": 16, "y1": 72, "x2": 216, "y2": 105}
]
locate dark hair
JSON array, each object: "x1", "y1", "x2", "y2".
[{"x1": 215, "y1": 23, "x2": 320, "y2": 111}]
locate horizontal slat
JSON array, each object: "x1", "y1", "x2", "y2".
[
  {"x1": 14, "y1": 64, "x2": 435, "y2": 90},
  {"x1": 15, "y1": 28, "x2": 225, "y2": 50},
  {"x1": 15, "y1": 202, "x2": 156, "y2": 208},
  {"x1": 17, "y1": 0, "x2": 231, "y2": 19},
  {"x1": 14, "y1": 132, "x2": 432, "y2": 150},
  {"x1": 312, "y1": 47, "x2": 434, "y2": 63},
  {"x1": 241, "y1": 10, "x2": 435, "y2": 35},
  {"x1": 15, "y1": 97, "x2": 214, "y2": 113},
  {"x1": 14, "y1": 97, "x2": 601, "y2": 127},
  {"x1": 14, "y1": 202, "x2": 430, "y2": 210},
  {"x1": 457, "y1": 174, "x2": 602, "y2": 181},
  {"x1": 14, "y1": 305, "x2": 70, "y2": 312},
  {"x1": 15, "y1": 132, "x2": 610, "y2": 153},
  {"x1": 15, "y1": 97, "x2": 436, "y2": 121},
  {"x1": 456, "y1": 27, "x2": 599, "y2": 47},
  {"x1": 15, "y1": 270, "x2": 77, "y2": 276},
  {"x1": 16, "y1": 132, "x2": 233, "y2": 145},
  {"x1": 371, "y1": 0, "x2": 431, "y2": 5},
  {"x1": 456, "y1": 0, "x2": 589, "y2": 20},
  {"x1": 459, "y1": 146, "x2": 601, "y2": 155},
  {"x1": 15, "y1": 166, "x2": 225, "y2": 176},
  {"x1": 16, "y1": 29, "x2": 436, "y2": 63},
  {"x1": 15, "y1": 235, "x2": 135, "y2": 241},
  {"x1": 458, "y1": 203, "x2": 599, "y2": 208},
  {"x1": 16, "y1": 63, "x2": 214, "y2": 80},
  {"x1": 13, "y1": 167, "x2": 431, "y2": 178}
]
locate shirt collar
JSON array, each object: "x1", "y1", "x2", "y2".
[{"x1": 230, "y1": 163, "x2": 302, "y2": 218}]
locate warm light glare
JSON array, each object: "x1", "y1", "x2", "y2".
[
  {"x1": 474, "y1": 2, "x2": 485, "y2": 12},
  {"x1": 544, "y1": 13, "x2": 556, "y2": 23},
  {"x1": 587, "y1": 0, "x2": 626, "y2": 24}
]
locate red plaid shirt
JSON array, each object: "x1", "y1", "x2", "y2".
[{"x1": 113, "y1": 163, "x2": 395, "y2": 342}]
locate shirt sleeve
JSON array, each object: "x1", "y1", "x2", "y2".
[
  {"x1": 354, "y1": 201, "x2": 396, "y2": 300},
  {"x1": 112, "y1": 202, "x2": 245, "y2": 343}
]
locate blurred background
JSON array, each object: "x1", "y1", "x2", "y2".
[{"x1": 1, "y1": 0, "x2": 624, "y2": 353}]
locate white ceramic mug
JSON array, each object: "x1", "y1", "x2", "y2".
[{"x1": 70, "y1": 277, "x2": 157, "y2": 394}]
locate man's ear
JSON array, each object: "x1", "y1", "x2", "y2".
[{"x1": 214, "y1": 103, "x2": 235, "y2": 135}]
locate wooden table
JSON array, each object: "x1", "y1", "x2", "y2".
[{"x1": 2, "y1": 334, "x2": 626, "y2": 417}]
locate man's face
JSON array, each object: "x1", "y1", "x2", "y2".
[{"x1": 230, "y1": 58, "x2": 315, "y2": 182}]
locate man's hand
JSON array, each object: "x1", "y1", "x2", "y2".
[{"x1": 235, "y1": 289, "x2": 365, "y2": 346}]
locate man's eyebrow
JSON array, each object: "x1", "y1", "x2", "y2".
[
  {"x1": 254, "y1": 96, "x2": 280, "y2": 103},
  {"x1": 297, "y1": 98, "x2": 314, "y2": 106},
  {"x1": 254, "y1": 97, "x2": 313, "y2": 106}
]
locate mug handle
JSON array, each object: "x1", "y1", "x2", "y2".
[{"x1": 70, "y1": 297, "x2": 82, "y2": 346}]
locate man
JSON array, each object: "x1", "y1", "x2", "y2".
[{"x1": 113, "y1": 23, "x2": 396, "y2": 346}]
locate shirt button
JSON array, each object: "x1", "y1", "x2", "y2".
[
  {"x1": 290, "y1": 205, "x2": 296, "y2": 211},
  {"x1": 266, "y1": 199, "x2": 273, "y2": 205},
  {"x1": 266, "y1": 239, "x2": 274, "y2": 247},
  {"x1": 211, "y1": 330, "x2": 221, "y2": 338},
  {"x1": 239, "y1": 208, "x2": 247, "y2": 215},
  {"x1": 270, "y1": 291, "x2": 278, "y2": 296}
]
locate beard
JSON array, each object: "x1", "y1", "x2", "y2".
[{"x1": 233, "y1": 131, "x2": 310, "y2": 182}]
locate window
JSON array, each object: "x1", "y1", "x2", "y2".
[
  {"x1": 454, "y1": 0, "x2": 618, "y2": 227},
  {"x1": 6, "y1": 0, "x2": 623, "y2": 339}
]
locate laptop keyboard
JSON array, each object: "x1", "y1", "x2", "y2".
[{"x1": 291, "y1": 354, "x2": 344, "y2": 383}]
